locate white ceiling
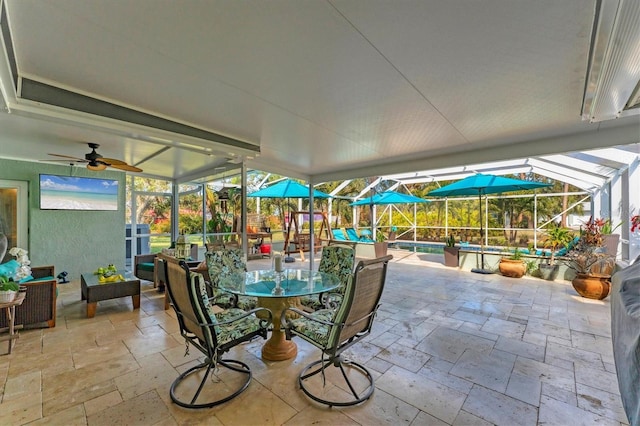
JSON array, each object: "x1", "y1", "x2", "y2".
[{"x1": 0, "y1": 0, "x2": 639, "y2": 184}]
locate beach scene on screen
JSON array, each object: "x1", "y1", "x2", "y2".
[{"x1": 40, "y1": 175, "x2": 118, "y2": 210}]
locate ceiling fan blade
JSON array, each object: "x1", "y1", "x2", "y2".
[
  {"x1": 110, "y1": 163, "x2": 143, "y2": 173},
  {"x1": 100, "y1": 157, "x2": 127, "y2": 166},
  {"x1": 49, "y1": 153, "x2": 86, "y2": 161},
  {"x1": 41, "y1": 159, "x2": 86, "y2": 163}
]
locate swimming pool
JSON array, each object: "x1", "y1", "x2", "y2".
[{"x1": 390, "y1": 241, "x2": 504, "y2": 254}]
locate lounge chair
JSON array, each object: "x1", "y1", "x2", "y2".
[
  {"x1": 345, "y1": 227, "x2": 374, "y2": 242},
  {"x1": 331, "y1": 228, "x2": 349, "y2": 241}
]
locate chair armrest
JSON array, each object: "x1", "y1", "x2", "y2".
[
  {"x1": 199, "y1": 306, "x2": 273, "y2": 329},
  {"x1": 31, "y1": 265, "x2": 55, "y2": 279},
  {"x1": 134, "y1": 254, "x2": 156, "y2": 265}
]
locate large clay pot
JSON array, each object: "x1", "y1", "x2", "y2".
[
  {"x1": 571, "y1": 273, "x2": 611, "y2": 300},
  {"x1": 499, "y1": 258, "x2": 526, "y2": 278}
]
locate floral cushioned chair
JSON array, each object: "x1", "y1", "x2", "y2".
[
  {"x1": 282, "y1": 254, "x2": 393, "y2": 406},
  {"x1": 163, "y1": 259, "x2": 271, "y2": 408},
  {"x1": 206, "y1": 248, "x2": 257, "y2": 310},
  {"x1": 300, "y1": 244, "x2": 355, "y2": 312}
]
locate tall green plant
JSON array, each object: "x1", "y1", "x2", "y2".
[{"x1": 542, "y1": 224, "x2": 574, "y2": 265}]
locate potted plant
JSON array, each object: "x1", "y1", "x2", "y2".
[
  {"x1": 600, "y1": 219, "x2": 621, "y2": 256},
  {"x1": 443, "y1": 235, "x2": 459, "y2": 267},
  {"x1": 374, "y1": 231, "x2": 388, "y2": 257},
  {"x1": 539, "y1": 225, "x2": 574, "y2": 280},
  {"x1": 0, "y1": 276, "x2": 20, "y2": 303},
  {"x1": 563, "y1": 238, "x2": 615, "y2": 300},
  {"x1": 499, "y1": 247, "x2": 526, "y2": 278}
]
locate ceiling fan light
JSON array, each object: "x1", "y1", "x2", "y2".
[{"x1": 87, "y1": 162, "x2": 107, "y2": 171}]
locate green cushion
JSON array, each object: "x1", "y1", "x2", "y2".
[
  {"x1": 138, "y1": 262, "x2": 155, "y2": 272},
  {"x1": 31, "y1": 276, "x2": 55, "y2": 282}
]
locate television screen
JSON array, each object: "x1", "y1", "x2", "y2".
[{"x1": 39, "y1": 174, "x2": 119, "y2": 211}]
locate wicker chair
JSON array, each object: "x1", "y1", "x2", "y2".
[
  {"x1": 0, "y1": 265, "x2": 57, "y2": 328},
  {"x1": 299, "y1": 244, "x2": 355, "y2": 311},
  {"x1": 282, "y1": 254, "x2": 393, "y2": 406},
  {"x1": 164, "y1": 259, "x2": 271, "y2": 409},
  {"x1": 205, "y1": 248, "x2": 257, "y2": 310}
]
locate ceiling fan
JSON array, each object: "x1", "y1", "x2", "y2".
[{"x1": 48, "y1": 143, "x2": 143, "y2": 172}]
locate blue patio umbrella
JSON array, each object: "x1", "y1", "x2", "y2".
[
  {"x1": 351, "y1": 191, "x2": 429, "y2": 240},
  {"x1": 248, "y1": 179, "x2": 331, "y2": 199},
  {"x1": 350, "y1": 190, "x2": 428, "y2": 206},
  {"x1": 427, "y1": 174, "x2": 551, "y2": 273},
  {"x1": 249, "y1": 179, "x2": 331, "y2": 262}
]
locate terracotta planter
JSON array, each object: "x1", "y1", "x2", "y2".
[
  {"x1": 443, "y1": 247, "x2": 460, "y2": 267},
  {"x1": 498, "y1": 258, "x2": 526, "y2": 278},
  {"x1": 538, "y1": 263, "x2": 559, "y2": 281},
  {"x1": 571, "y1": 273, "x2": 611, "y2": 300}
]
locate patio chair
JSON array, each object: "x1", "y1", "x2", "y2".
[
  {"x1": 206, "y1": 248, "x2": 257, "y2": 310},
  {"x1": 164, "y1": 259, "x2": 271, "y2": 409},
  {"x1": 300, "y1": 244, "x2": 355, "y2": 311},
  {"x1": 282, "y1": 254, "x2": 393, "y2": 406}
]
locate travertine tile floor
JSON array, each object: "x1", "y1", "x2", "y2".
[{"x1": 0, "y1": 249, "x2": 629, "y2": 425}]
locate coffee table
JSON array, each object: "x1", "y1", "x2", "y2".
[{"x1": 80, "y1": 271, "x2": 140, "y2": 318}]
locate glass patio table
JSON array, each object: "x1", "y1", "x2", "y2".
[{"x1": 218, "y1": 269, "x2": 340, "y2": 361}]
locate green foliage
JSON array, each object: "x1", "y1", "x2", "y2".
[
  {"x1": 600, "y1": 219, "x2": 621, "y2": 235},
  {"x1": 0, "y1": 277, "x2": 20, "y2": 292},
  {"x1": 444, "y1": 235, "x2": 456, "y2": 247},
  {"x1": 525, "y1": 260, "x2": 538, "y2": 275},
  {"x1": 510, "y1": 248, "x2": 523, "y2": 260},
  {"x1": 178, "y1": 213, "x2": 203, "y2": 234},
  {"x1": 376, "y1": 231, "x2": 387, "y2": 243},
  {"x1": 542, "y1": 224, "x2": 574, "y2": 265}
]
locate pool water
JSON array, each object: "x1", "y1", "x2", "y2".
[{"x1": 390, "y1": 242, "x2": 504, "y2": 254}]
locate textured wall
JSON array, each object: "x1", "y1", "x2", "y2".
[{"x1": 0, "y1": 158, "x2": 125, "y2": 280}]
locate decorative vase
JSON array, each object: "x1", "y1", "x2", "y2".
[
  {"x1": 571, "y1": 273, "x2": 610, "y2": 300},
  {"x1": 443, "y1": 247, "x2": 460, "y2": 267},
  {"x1": 538, "y1": 263, "x2": 559, "y2": 281},
  {"x1": 499, "y1": 258, "x2": 526, "y2": 278},
  {"x1": 0, "y1": 290, "x2": 17, "y2": 303}
]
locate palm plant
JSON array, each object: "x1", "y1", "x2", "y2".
[{"x1": 542, "y1": 224, "x2": 574, "y2": 265}]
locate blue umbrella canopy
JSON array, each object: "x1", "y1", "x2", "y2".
[
  {"x1": 351, "y1": 190, "x2": 428, "y2": 206},
  {"x1": 427, "y1": 173, "x2": 550, "y2": 273},
  {"x1": 248, "y1": 179, "x2": 331, "y2": 198},
  {"x1": 427, "y1": 173, "x2": 550, "y2": 197}
]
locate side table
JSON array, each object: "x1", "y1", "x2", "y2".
[{"x1": 0, "y1": 292, "x2": 26, "y2": 354}]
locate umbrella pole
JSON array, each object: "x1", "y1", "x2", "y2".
[
  {"x1": 471, "y1": 192, "x2": 492, "y2": 274},
  {"x1": 285, "y1": 198, "x2": 295, "y2": 262}
]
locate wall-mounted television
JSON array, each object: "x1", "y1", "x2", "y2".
[{"x1": 40, "y1": 174, "x2": 119, "y2": 211}]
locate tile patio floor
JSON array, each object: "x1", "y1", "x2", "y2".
[{"x1": 0, "y1": 249, "x2": 629, "y2": 425}]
